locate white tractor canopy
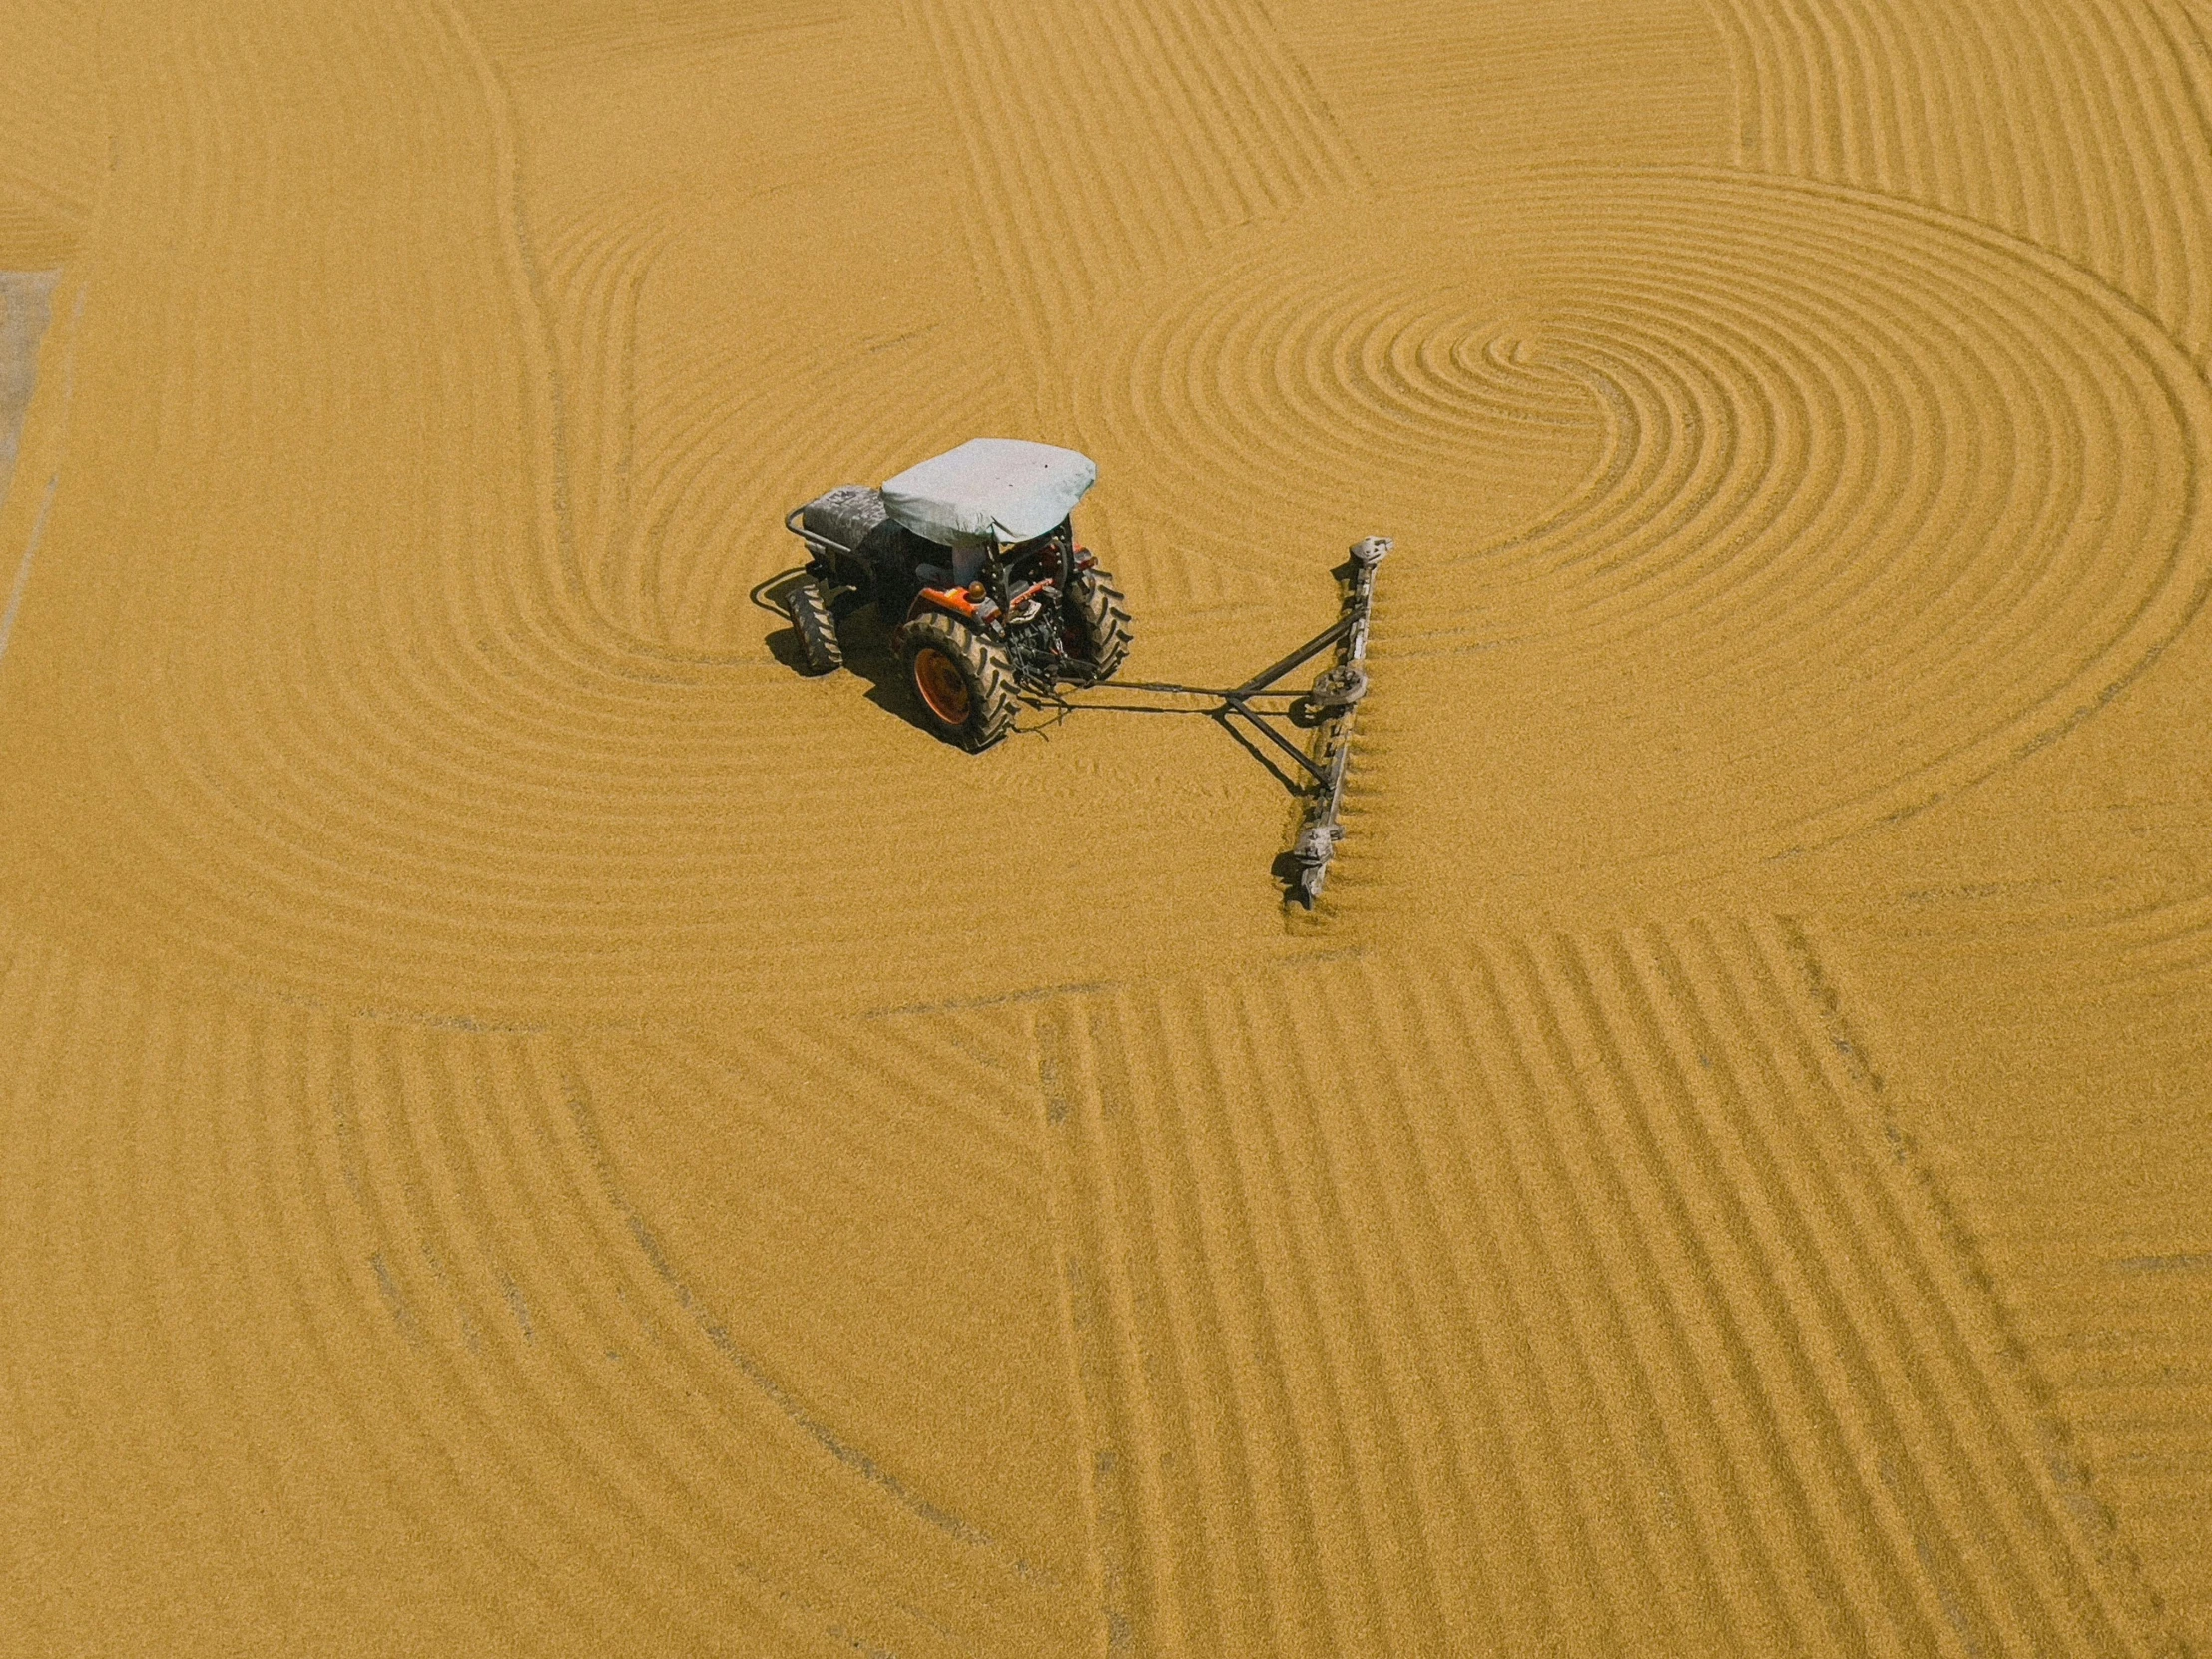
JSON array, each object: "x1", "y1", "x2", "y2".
[{"x1": 880, "y1": 438, "x2": 1098, "y2": 548}]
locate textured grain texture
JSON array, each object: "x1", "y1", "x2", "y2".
[{"x1": 1, "y1": 0, "x2": 2206, "y2": 1652}]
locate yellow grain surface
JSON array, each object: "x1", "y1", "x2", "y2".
[{"x1": 1, "y1": 0, "x2": 2207, "y2": 1653}]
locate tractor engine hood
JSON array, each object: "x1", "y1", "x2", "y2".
[{"x1": 880, "y1": 438, "x2": 1098, "y2": 547}]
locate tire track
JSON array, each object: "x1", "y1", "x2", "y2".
[
  {"x1": 0, "y1": 899, "x2": 1105, "y2": 1653},
  {"x1": 570, "y1": 1016, "x2": 1100, "y2": 1648},
  {"x1": 1023, "y1": 930, "x2": 2163, "y2": 1655},
  {"x1": 1810, "y1": 894, "x2": 2212, "y2": 1651}
]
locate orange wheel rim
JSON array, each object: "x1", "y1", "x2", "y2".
[{"x1": 914, "y1": 647, "x2": 972, "y2": 724}]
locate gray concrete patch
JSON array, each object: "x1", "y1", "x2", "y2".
[{"x1": 0, "y1": 269, "x2": 63, "y2": 503}]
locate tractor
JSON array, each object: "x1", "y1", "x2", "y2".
[
  {"x1": 780, "y1": 437, "x2": 1388, "y2": 904},
  {"x1": 782, "y1": 438, "x2": 1131, "y2": 749}
]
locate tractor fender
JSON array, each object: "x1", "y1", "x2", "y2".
[{"x1": 905, "y1": 587, "x2": 983, "y2": 628}]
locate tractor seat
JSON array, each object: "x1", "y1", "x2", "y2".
[{"x1": 917, "y1": 547, "x2": 985, "y2": 588}]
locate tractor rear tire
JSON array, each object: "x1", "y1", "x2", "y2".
[
  {"x1": 900, "y1": 612, "x2": 1017, "y2": 751},
  {"x1": 787, "y1": 580, "x2": 843, "y2": 675},
  {"x1": 1068, "y1": 565, "x2": 1133, "y2": 680}
]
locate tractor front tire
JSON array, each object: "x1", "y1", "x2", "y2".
[
  {"x1": 900, "y1": 612, "x2": 1017, "y2": 751},
  {"x1": 787, "y1": 580, "x2": 843, "y2": 675},
  {"x1": 1068, "y1": 565, "x2": 1133, "y2": 680}
]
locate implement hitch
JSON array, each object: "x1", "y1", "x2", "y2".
[{"x1": 1057, "y1": 536, "x2": 1389, "y2": 907}]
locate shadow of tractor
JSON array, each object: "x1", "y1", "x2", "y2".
[{"x1": 755, "y1": 568, "x2": 948, "y2": 744}]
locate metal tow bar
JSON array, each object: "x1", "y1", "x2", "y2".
[{"x1": 1071, "y1": 536, "x2": 1389, "y2": 907}]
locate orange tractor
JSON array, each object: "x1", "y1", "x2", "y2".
[
  {"x1": 781, "y1": 438, "x2": 1386, "y2": 905},
  {"x1": 783, "y1": 438, "x2": 1129, "y2": 750}
]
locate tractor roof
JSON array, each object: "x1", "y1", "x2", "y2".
[{"x1": 881, "y1": 438, "x2": 1097, "y2": 547}]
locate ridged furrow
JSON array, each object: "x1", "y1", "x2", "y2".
[{"x1": 1025, "y1": 930, "x2": 2160, "y2": 1655}]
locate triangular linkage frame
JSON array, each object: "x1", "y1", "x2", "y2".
[{"x1": 1051, "y1": 537, "x2": 1389, "y2": 907}]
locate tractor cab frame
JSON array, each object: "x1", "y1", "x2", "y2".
[{"x1": 782, "y1": 439, "x2": 1132, "y2": 748}]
